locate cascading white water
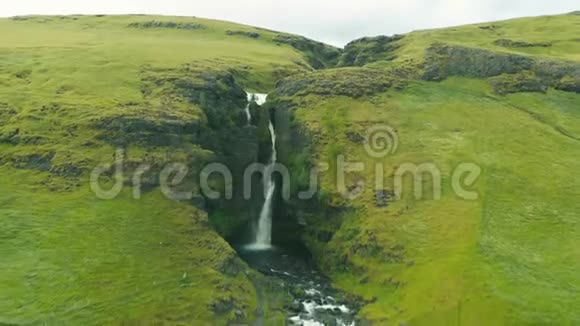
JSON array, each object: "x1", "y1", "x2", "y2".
[
  {"x1": 242, "y1": 92, "x2": 277, "y2": 250},
  {"x1": 245, "y1": 93, "x2": 268, "y2": 125},
  {"x1": 254, "y1": 120, "x2": 276, "y2": 247}
]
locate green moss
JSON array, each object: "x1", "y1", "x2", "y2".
[
  {"x1": 489, "y1": 71, "x2": 548, "y2": 95},
  {"x1": 273, "y1": 34, "x2": 342, "y2": 69},
  {"x1": 274, "y1": 67, "x2": 396, "y2": 98},
  {"x1": 2, "y1": 11, "x2": 580, "y2": 325},
  {"x1": 127, "y1": 21, "x2": 206, "y2": 30},
  {"x1": 556, "y1": 75, "x2": 580, "y2": 92},
  {"x1": 278, "y1": 76, "x2": 580, "y2": 324},
  {"x1": 493, "y1": 38, "x2": 552, "y2": 48},
  {"x1": 0, "y1": 14, "x2": 322, "y2": 323},
  {"x1": 0, "y1": 167, "x2": 257, "y2": 325},
  {"x1": 422, "y1": 43, "x2": 535, "y2": 80},
  {"x1": 338, "y1": 35, "x2": 404, "y2": 67}
]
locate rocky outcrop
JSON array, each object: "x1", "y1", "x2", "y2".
[
  {"x1": 423, "y1": 43, "x2": 535, "y2": 81},
  {"x1": 128, "y1": 21, "x2": 205, "y2": 30},
  {"x1": 226, "y1": 30, "x2": 260, "y2": 39},
  {"x1": 494, "y1": 39, "x2": 552, "y2": 48},
  {"x1": 423, "y1": 43, "x2": 580, "y2": 94},
  {"x1": 273, "y1": 34, "x2": 342, "y2": 69},
  {"x1": 489, "y1": 72, "x2": 548, "y2": 95},
  {"x1": 338, "y1": 35, "x2": 404, "y2": 67},
  {"x1": 275, "y1": 68, "x2": 395, "y2": 98}
]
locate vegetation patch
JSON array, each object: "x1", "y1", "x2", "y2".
[
  {"x1": 479, "y1": 24, "x2": 500, "y2": 30},
  {"x1": 0, "y1": 103, "x2": 17, "y2": 122},
  {"x1": 423, "y1": 43, "x2": 580, "y2": 94},
  {"x1": 423, "y1": 43, "x2": 534, "y2": 80},
  {"x1": 338, "y1": 35, "x2": 404, "y2": 67},
  {"x1": 494, "y1": 38, "x2": 552, "y2": 48},
  {"x1": 273, "y1": 34, "x2": 342, "y2": 69},
  {"x1": 275, "y1": 68, "x2": 394, "y2": 98},
  {"x1": 128, "y1": 21, "x2": 205, "y2": 30},
  {"x1": 489, "y1": 71, "x2": 548, "y2": 95},
  {"x1": 226, "y1": 30, "x2": 260, "y2": 39},
  {"x1": 556, "y1": 75, "x2": 580, "y2": 93}
]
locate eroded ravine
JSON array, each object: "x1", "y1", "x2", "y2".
[{"x1": 235, "y1": 94, "x2": 358, "y2": 326}]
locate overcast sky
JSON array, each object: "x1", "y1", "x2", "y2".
[{"x1": 1, "y1": 1, "x2": 577, "y2": 46}]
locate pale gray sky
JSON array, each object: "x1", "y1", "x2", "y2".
[{"x1": 0, "y1": 0, "x2": 578, "y2": 46}]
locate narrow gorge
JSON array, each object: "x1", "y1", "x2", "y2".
[{"x1": 231, "y1": 94, "x2": 359, "y2": 326}]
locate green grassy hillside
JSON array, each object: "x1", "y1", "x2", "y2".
[
  {"x1": 1, "y1": 11, "x2": 579, "y2": 326},
  {"x1": 272, "y1": 12, "x2": 580, "y2": 325},
  {"x1": 0, "y1": 14, "x2": 336, "y2": 324}
]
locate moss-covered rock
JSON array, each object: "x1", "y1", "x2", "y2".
[
  {"x1": 338, "y1": 35, "x2": 404, "y2": 67},
  {"x1": 273, "y1": 34, "x2": 342, "y2": 69},
  {"x1": 556, "y1": 76, "x2": 580, "y2": 93},
  {"x1": 423, "y1": 43, "x2": 534, "y2": 81},
  {"x1": 128, "y1": 21, "x2": 205, "y2": 30},
  {"x1": 494, "y1": 39, "x2": 552, "y2": 48},
  {"x1": 423, "y1": 43, "x2": 580, "y2": 94},
  {"x1": 489, "y1": 72, "x2": 548, "y2": 95},
  {"x1": 226, "y1": 30, "x2": 260, "y2": 39},
  {"x1": 275, "y1": 68, "x2": 394, "y2": 98}
]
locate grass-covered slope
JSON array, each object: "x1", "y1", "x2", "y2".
[
  {"x1": 0, "y1": 14, "x2": 336, "y2": 324},
  {"x1": 1, "y1": 11, "x2": 579, "y2": 326},
  {"x1": 344, "y1": 12, "x2": 580, "y2": 68},
  {"x1": 272, "y1": 12, "x2": 580, "y2": 325}
]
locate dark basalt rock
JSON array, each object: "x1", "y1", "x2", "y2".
[
  {"x1": 128, "y1": 21, "x2": 205, "y2": 30},
  {"x1": 494, "y1": 39, "x2": 552, "y2": 48},
  {"x1": 317, "y1": 231, "x2": 334, "y2": 243},
  {"x1": 556, "y1": 76, "x2": 580, "y2": 93},
  {"x1": 479, "y1": 25, "x2": 500, "y2": 30},
  {"x1": 10, "y1": 16, "x2": 32, "y2": 21},
  {"x1": 489, "y1": 72, "x2": 548, "y2": 95},
  {"x1": 375, "y1": 189, "x2": 394, "y2": 207},
  {"x1": 423, "y1": 43, "x2": 580, "y2": 94},
  {"x1": 209, "y1": 297, "x2": 235, "y2": 314},
  {"x1": 273, "y1": 34, "x2": 342, "y2": 69},
  {"x1": 345, "y1": 131, "x2": 365, "y2": 143},
  {"x1": 423, "y1": 43, "x2": 534, "y2": 81},
  {"x1": 0, "y1": 103, "x2": 17, "y2": 122},
  {"x1": 50, "y1": 163, "x2": 82, "y2": 177},
  {"x1": 219, "y1": 254, "x2": 246, "y2": 276},
  {"x1": 534, "y1": 60, "x2": 580, "y2": 82},
  {"x1": 226, "y1": 30, "x2": 260, "y2": 39},
  {"x1": 338, "y1": 34, "x2": 404, "y2": 67},
  {"x1": 275, "y1": 68, "x2": 393, "y2": 98},
  {"x1": 286, "y1": 300, "x2": 305, "y2": 313},
  {"x1": 104, "y1": 66, "x2": 248, "y2": 151},
  {"x1": 11, "y1": 152, "x2": 54, "y2": 172},
  {"x1": 234, "y1": 309, "x2": 245, "y2": 320},
  {"x1": 92, "y1": 115, "x2": 202, "y2": 147},
  {"x1": 14, "y1": 69, "x2": 32, "y2": 80}
]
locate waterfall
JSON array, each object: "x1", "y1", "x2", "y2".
[
  {"x1": 245, "y1": 93, "x2": 268, "y2": 125},
  {"x1": 254, "y1": 120, "x2": 276, "y2": 247},
  {"x1": 244, "y1": 93, "x2": 276, "y2": 250}
]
